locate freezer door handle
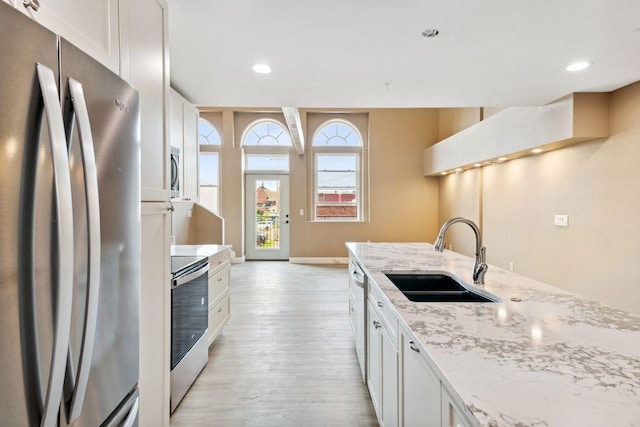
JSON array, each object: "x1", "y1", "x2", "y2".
[
  {"x1": 36, "y1": 63, "x2": 75, "y2": 427},
  {"x1": 65, "y1": 78, "x2": 102, "y2": 424}
]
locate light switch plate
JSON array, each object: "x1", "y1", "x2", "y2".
[{"x1": 554, "y1": 214, "x2": 569, "y2": 227}]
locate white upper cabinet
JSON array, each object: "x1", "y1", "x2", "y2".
[
  {"x1": 169, "y1": 88, "x2": 199, "y2": 202},
  {"x1": 10, "y1": 0, "x2": 121, "y2": 74},
  {"x1": 122, "y1": 0, "x2": 170, "y2": 202},
  {"x1": 182, "y1": 102, "x2": 199, "y2": 202}
]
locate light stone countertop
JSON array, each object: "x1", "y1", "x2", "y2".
[
  {"x1": 171, "y1": 244, "x2": 231, "y2": 258},
  {"x1": 346, "y1": 242, "x2": 640, "y2": 427}
]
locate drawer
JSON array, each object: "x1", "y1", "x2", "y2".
[
  {"x1": 208, "y1": 249, "x2": 230, "y2": 277},
  {"x1": 209, "y1": 265, "x2": 230, "y2": 309},
  {"x1": 208, "y1": 292, "x2": 230, "y2": 346},
  {"x1": 368, "y1": 282, "x2": 397, "y2": 340}
]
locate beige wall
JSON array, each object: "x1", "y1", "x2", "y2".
[
  {"x1": 207, "y1": 108, "x2": 441, "y2": 259},
  {"x1": 291, "y1": 108, "x2": 441, "y2": 258},
  {"x1": 438, "y1": 108, "x2": 481, "y2": 140},
  {"x1": 438, "y1": 81, "x2": 640, "y2": 315}
]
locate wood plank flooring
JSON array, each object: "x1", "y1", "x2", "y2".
[{"x1": 170, "y1": 261, "x2": 378, "y2": 427}]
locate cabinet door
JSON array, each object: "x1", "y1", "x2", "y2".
[
  {"x1": 367, "y1": 301, "x2": 382, "y2": 419},
  {"x1": 125, "y1": 0, "x2": 170, "y2": 202},
  {"x1": 401, "y1": 332, "x2": 441, "y2": 427},
  {"x1": 169, "y1": 89, "x2": 184, "y2": 199},
  {"x1": 182, "y1": 102, "x2": 199, "y2": 201},
  {"x1": 16, "y1": 0, "x2": 120, "y2": 73},
  {"x1": 381, "y1": 326, "x2": 398, "y2": 427},
  {"x1": 140, "y1": 202, "x2": 172, "y2": 427}
]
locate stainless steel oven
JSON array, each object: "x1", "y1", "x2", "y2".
[{"x1": 170, "y1": 255, "x2": 209, "y2": 413}]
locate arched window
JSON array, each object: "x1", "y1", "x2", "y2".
[
  {"x1": 198, "y1": 118, "x2": 221, "y2": 214},
  {"x1": 242, "y1": 118, "x2": 292, "y2": 171},
  {"x1": 242, "y1": 119, "x2": 292, "y2": 147},
  {"x1": 311, "y1": 119, "x2": 366, "y2": 221}
]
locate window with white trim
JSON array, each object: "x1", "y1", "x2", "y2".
[
  {"x1": 311, "y1": 118, "x2": 367, "y2": 221},
  {"x1": 198, "y1": 118, "x2": 221, "y2": 214}
]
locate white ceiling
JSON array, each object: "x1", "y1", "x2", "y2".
[{"x1": 169, "y1": 0, "x2": 640, "y2": 108}]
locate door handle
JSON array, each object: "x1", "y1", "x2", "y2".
[
  {"x1": 65, "y1": 78, "x2": 102, "y2": 423},
  {"x1": 36, "y1": 63, "x2": 75, "y2": 427}
]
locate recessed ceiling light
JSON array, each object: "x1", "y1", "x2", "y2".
[
  {"x1": 421, "y1": 29, "x2": 440, "y2": 38},
  {"x1": 531, "y1": 148, "x2": 543, "y2": 154},
  {"x1": 473, "y1": 163, "x2": 482, "y2": 168},
  {"x1": 566, "y1": 61, "x2": 590, "y2": 72},
  {"x1": 498, "y1": 157, "x2": 508, "y2": 162},
  {"x1": 455, "y1": 168, "x2": 463, "y2": 173},
  {"x1": 440, "y1": 171, "x2": 448, "y2": 175},
  {"x1": 252, "y1": 63, "x2": 271, "y2": 74}
]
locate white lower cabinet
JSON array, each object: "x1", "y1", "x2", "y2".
[
  {"x1": 400, "y1": 330, "x2": 441, "y2": 426},
  {"x1": 367, "y1": 300, "x2": 398, "y2": 427},
  {"x1": 207, "y1": 249, "x2": 231, "y2": 346},
  {"x1": 357, "y1": 272, "x2": 479, "y2": 427},
  {"x1": 441, "y1": 386, "x2": 472, "y2": 427}
]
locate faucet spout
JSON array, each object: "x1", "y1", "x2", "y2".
[{"x1": 433, "y1": 217, "x2": 488, "y2": 285}]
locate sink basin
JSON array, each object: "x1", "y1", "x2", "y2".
[{"x1": 384, "y1": 271, "x2": 499, "y2": 303}]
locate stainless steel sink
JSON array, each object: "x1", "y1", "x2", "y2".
[{"x1": 384, "y1": 271, "x2": 500, "y2": 303}]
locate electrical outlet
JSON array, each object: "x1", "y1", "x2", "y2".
[
  {"x1": 299, "y1": 209, "x2": 304, "y2": 216},
  {"x1": 509, "y1": 262, "x2": 515, "y2": 272},
  {"x1": 554, "y1": 214, "x2": 568, "y2": 227}
]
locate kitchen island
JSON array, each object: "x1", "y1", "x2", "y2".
[{"x1": 347, "y1": 242, "x2": 640, "y2": 426}]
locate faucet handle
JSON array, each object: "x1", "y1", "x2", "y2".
[{"x1": 479, "y1": 246, "x2": 486, "y2": 262}]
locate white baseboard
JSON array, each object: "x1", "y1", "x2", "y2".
[
  {"x1": 288, "y1": 257, "x2": 348, "y2": 265},
  {"x1": 230, "y1": 251, "x2": 245, "y2": 264}
]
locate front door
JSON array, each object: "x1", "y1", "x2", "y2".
[{"x1": 245, "y1": 174, "x2": 290, "y2": 260}]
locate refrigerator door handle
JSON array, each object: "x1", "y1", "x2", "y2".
[
  {"x1": 65, "y1": 78, "x2": 102, "y2": 424},
  {"x1": 121, "y1": 397, "x2": 139, "y2": 427},
  {"x1": 36, "y1": 63, "x2": 75, "y2": 427}
]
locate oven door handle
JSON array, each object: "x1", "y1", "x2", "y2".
[{"x1": 172, "y1": 263, "x2": 210, "y2": 288}]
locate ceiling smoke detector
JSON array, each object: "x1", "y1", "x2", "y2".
[{"x1": 422, "y1": 29, "x2": 440, "y2": 38}]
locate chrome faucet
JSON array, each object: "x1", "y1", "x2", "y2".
[{"x1": 434, "y1": 217, "x2": 488, "y2": 285}]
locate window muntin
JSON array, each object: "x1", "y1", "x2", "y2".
[
  {"x1": 315, "y1": 154, "x2": 358, "y2": 220},
  {"x1": 245, "y1": 154, "x2": 289, "y2": 171},
  {"x1": 199, "y1": 119, "x2": 221, "y2": 145},
  {"x1": 243, "y1": 119, "x2": 292, "y2": 147},
  {"x1": 313, "y1": 120, "x2": 361, "y2": 147}
]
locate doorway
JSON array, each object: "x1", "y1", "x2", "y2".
[{"x1": 245, "y1": 174, "x2": 290, "y2": 260}]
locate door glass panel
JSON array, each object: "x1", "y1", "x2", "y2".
[{"x1": 254, "y1": 179, "x2": 280, "y2": 249}]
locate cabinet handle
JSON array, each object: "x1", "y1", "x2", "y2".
[
  {"x1": 377, "y1": 301, "x2": 383, "y2": 308},
  {"x1": 217, "y1": 307, "x2": 223, "y2": 313},
  {"x1": 351, "y1": 307, "x2": 355, "y2": 312},
  {"x1": 218, "y1": 277, "x2": 223, "y2": 282},
  {"x1": 23, "y1": 0, "x2": 40, "y2": 11},
  {"x1": 409, "y1": 340, "x2": 420, "y2": 353},
  {"x1": 373, "y1": 320, "x2": 381, "y2": 329},
  {"x1": 167, "y1": 204, "x2": 175, "y2": 212}
]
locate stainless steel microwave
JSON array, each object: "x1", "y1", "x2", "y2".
[{"x1": 170, "y1": 146, "x2": 180, "y2": 198}]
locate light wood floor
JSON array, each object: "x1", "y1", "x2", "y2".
[{"x1": 170, "y1": 261, "x2": 378, "y2": 427}]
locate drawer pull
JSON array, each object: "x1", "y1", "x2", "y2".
[
  {"x1": 377, "y1": 301, "x2": 383, "y2": 308},
  {"x1": 373, "y1": 320, "x2": 381, "y2": 329},
  {"x1": 409, "y1": 340, "x2": 420, "y2": 353}
]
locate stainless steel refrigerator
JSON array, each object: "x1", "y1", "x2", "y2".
[{"x1": 0, "y1": 3, "x2": 141, "y2": 426}]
